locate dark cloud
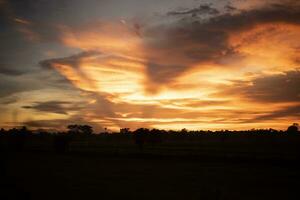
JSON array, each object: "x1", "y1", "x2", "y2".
[
  {"x1": 22, "y1": 100, "x2": 84, "y2": 115},
  {"x1": 21, "y1": 92, "x2": 119, "y2": 130},
  {"x1": 205, "y1": 3, "x2": 300, "y2": 32},
  {"x1": 0, "y1": 64, "x2": 26, "y2": 76},
  {"x1": 23, "y1": 117, "x2": 105, "y2": 132},
  {"x1": 0, "y1": 74, "x2": 40, "y2": 98},
  {"x1": 24, "y1": 118, "x2": 72, "y2": 130},
  {"x1": 0, "y1": 95, "x2": 19, "y2": 105},
  {"x1": 225, "y1": 4, "x2": 238, "y2": 12},
  {"x1": 145, "y1": 62, "x2": 187, "y2": 93},
  {"x1": 168, "y1": 4, "x2": 220, "y2": 17},
  {"x1": 245, "y1": 104, "x2": 300, "y2": 123},
  {"x1": 142, "y1": 2, "x2": 300, "y2": 88},
  {"x1": 40, "y1": 50, "x2": 101, "y2": 69},
  {"x1": 143, "y1": 22, "x2": 231, "y2": 88},
  {"x1": 223, "y1": 70, "x2": 300, "y2": 103}
]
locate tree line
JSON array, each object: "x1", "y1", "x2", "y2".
[{"x1": 0, "y1": 123, "x2": 299, "y2": 153}]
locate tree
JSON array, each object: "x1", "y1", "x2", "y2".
[
  {"x1": 0, "y1": 128, "x2": 5, "y2": 136},
  {"x1": 180, "y1": 128, "x2": 188, "y2": 134},
  {"x1": 287, "y1": 123, "x2": 299, "y2": 134},
  {"x1": 67, "y1": 124, "x2": 93, "y2": 135},
  {"x1": 120, "y1": 128, "x2": 130, "y2": 134},
  {"x1": 133, "y1": 128, "x2": 149, "y2": 150},
  {"x1": 81, "y1": 125, "x2": 93, "y2": 135}
]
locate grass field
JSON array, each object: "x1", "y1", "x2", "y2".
[
  {"x1": 1, "y1": 133, "x2": 300, "y2": 200},
  {"x1": 1, "y1": 150, "x2": 300, "y2": 200}
]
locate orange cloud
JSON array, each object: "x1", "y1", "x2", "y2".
[
  {"x1": 229, "y1": 23, "x2": 300, "y2": 72},
  {"x1": 36, "y1": 3, "x2": 300, "y2": 131}
]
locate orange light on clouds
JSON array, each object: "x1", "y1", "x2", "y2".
[
  {"x1": 1, "y1": 0, "x2": 300, "y2": 132},
  {"x1": 30, "y1": 17, "x2": 300, "y2": 131},
  {"x1": 43, "y1": 18, "x2": 300, "y2": 130}
]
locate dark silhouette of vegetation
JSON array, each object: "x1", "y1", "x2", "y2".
[
  {"x1": 133, "y1": 128, "x2": 148, "y2": 150},
  {"x1": 53, "y1": 134, "x2": 71, "y2": 153},
  {"x1": 120, "y1": 128, "x2": 131, "y2": 134},
  {"x1": 67, "y1": 124, "x2": 93, "y2": 135},
  {"x1": 0, "y1": 123, "x2": 299, "y2": 158},
  {"x1": 132, "y1": 128, "x2": 163, "y2": 150},
  {"x1": 287, "y1": 123, "x2": 299, "y2": 134},
  {"x1": 1, "y1": 126, "x2": 32, "y2": 151},
  {"x1": 1, "y1": 123, "x2": 300, "y2": 200}
]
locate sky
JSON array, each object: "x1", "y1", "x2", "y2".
[{"x1": 0, "y1": 0, "x2": 300, "y2": 132}]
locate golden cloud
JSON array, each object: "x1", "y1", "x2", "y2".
[{"x1": 37, "y1": 4, "x2": 300, "y2": 130}]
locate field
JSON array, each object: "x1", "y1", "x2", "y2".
[
  {"x1": 2, "y1": 151, "x2": 300, "y2": 200},
  {"x1": 1, "y1": 133, "x2": 300, "y2": 200}
]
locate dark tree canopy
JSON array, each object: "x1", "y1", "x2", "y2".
[
  {"x1": 287, "y1": 123, "x2": 299, "y2": 134},
  {"x1": 67, "y1": 124, "x2": 93, "y2": 135}
]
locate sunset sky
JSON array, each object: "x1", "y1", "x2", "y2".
[{"x1": 0, "y1": 0, "x2": 300, "y2": 131}]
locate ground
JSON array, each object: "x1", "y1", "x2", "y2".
[{"x1": 1, "y1": 151, "x2": 300, "y2": 200}]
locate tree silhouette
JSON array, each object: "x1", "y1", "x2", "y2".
[
  {"x1": 5, "y1": 126, "x2": 32, "y2": 151},
  {"x1": 0, "y1": 128, "x2": 5, "y2": 136},
  {"x1": 81, "y1": 125, "x2": 93, "y2": 135},
  {"x1": 133, "y1": 128, "x2": 149, "y2": 150},
  {"x1": 120, "y1": 128, "x2": 130, "y2": 134},
  {"x1": 67, "y1": 124, "x2": 93, "y2": 135},
  {"x1": 287, "y1": 123, "x2": 299, "y2": 134}
]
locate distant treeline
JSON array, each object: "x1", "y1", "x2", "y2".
[
  {"x1": 1, "y1": 124, "x2": 299, "y2": 157},
  {"x1": 1, "y1": 123, "x2": 299, "y2": 136}
]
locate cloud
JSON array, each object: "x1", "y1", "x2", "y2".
[
  {"x1": 0, "y1": 65, "x2": 26, "y2": 76},
  {"x1": 39, "y1": 50, "x2": 104, "y2": 92},
  {"x1": 47, "y1": 2, "x2": 300, "y2": 93},
  {"x1": 245, "y1": 104, "x2": 300, "y2": 123},
  {"x1": 205, "y1": 3, "x2": 300, "y2": 31},
  {"x1": 139, "y1": 2, "x2": 300, "y2": 89},
  {"x1": 40, "y1": 50, "x2": 101, "y2": 70},
  {"x1": 0, "y1": 74, "x2": 40, "y2": 98},
  {"x1": 167, "y1": 4, "x2": 220, "y2": 17},
  {"x1": 23, "y1": 117, "x2": 105, "y2": 132},
  {"x1": 39, "y1": 49, "x2": 145, "y2": 96},
  {"x1": 225, "y1": 4, "x2": 238, "y2": 12},
  {"x1": 4, "y1": 0, "x2": 300, "y2": 131},
  {"x1": 22, "y1": 100, "x2": 84, "y2": 115},
  {"x1": 0, "y1": 95, "x2": 19, "y2": 105},
  {"x1": 183, "y1": 100, "x2": 230, "y2": 108},
  {"x1": 222, "y1": 70, "x2": 300, "y2": 103}
]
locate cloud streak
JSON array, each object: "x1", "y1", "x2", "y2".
[{"x1": 221, "y1": 70, "x2": 300, "y2": 103}]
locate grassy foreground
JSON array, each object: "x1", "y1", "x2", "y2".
[
  {"x1": 1, "y1": 132, "x2": 300, "y2": 200},
  {"x1": 1, "y1": 150, "x2": 300, "y2": 200}
]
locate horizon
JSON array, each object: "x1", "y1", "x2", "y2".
[
  {"x1": 1, "y1": 0, "x2": 300, "y2": 132},
  {"x1": 1, "y1": 124, "x2": 298, "y2": 133}
]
